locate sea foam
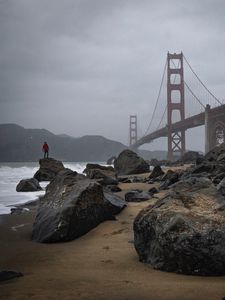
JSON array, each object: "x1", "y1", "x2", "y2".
[{"x1": 0, "y1": 162, "x2": 93, "y2": 215}]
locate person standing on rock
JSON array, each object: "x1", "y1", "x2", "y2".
[{"x1": 42, "y1": 142, "x2": 49, "y2": 159}]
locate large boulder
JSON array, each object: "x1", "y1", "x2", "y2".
[
  {"x1": 180, "y1": 151, "x2": 203, "y2": 164},
  {"x1": 114, "y1": 149, "x2": 149, "y2": 175},
  {"x1": 32, "y1": 170, "x2": 126, "y2": 243},
  {"x1": 16, "y1": 178, "x2": 42, "y2": 192},
  {"x1": 205, "y1": 142, "x2": 225, "y2": 162},
  {"x1": 134, "y1": 180, "x2": 225, "y2": 276},
  {"x1": 83, "y1": 163, "x2": 118, "y2": 185},
  {"x1": 34, "y1": 158, "x2": 65, "y2": 182}
]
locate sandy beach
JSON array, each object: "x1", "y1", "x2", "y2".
[{"x1": 0, "y1": 177, "x2": 225, "y2": 300}]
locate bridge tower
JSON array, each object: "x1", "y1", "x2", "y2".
[
  {"x1": 167, "y1": 52, "x2": 185, "y2": 160},
  {"x1": 129, "y1": 115, "x2": 138, "y2": 146}
]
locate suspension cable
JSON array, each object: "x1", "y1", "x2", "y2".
[
  {"x1": 143, "y1": 58, "x2": 167, "y2": 137},
  {"x1": 184, "y1": 82, "x2": 205, "y2": 109},
  {"x1": 170, "y1": 58, "x2": 206, "y2": 109},
  {"x1": 183, "y1": 55, "x2": 222, "y2": 105},
  {"x1": 156, "y1": 105, "x2": 167, "y2": 130}
]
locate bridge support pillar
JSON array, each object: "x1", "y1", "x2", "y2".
[
  {"x1": 129, "y1": 115, "x2": 138, "y2": 146},
  {"x1": 167, "y1": 52, "x2": 185, "y2": 161},
  {"x1": 205, "y1": 104, "x2": 225, "y2": 153}
]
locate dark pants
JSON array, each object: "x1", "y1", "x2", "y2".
[{"x1": 44, "y1": 151, "x2": 49, "y2": 159}]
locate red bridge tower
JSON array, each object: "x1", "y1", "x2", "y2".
[{"x1": 167, "y1": 52, "x2": 185, "y2": 160}]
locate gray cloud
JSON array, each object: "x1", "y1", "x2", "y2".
[{"x1": 0, "y1": 0, "x2": 225, "y2": 151}]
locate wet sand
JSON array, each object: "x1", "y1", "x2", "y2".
[{"x1": 0, "y1": 177, "x2": 225, "y2": 300}]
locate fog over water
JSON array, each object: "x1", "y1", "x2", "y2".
[{"x1": 1, "y1": 0, "x2": 225, "y2": 151}]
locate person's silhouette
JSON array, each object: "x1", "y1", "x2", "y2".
[{"x1": 42, "y1": 142, "x2": 49, "y2": 159}]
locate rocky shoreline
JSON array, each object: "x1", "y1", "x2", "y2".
[{"x1": 1, "y1": 146, "x2": 225, "y2": 299}]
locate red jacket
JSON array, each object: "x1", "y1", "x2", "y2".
[{"x1": 42, "y1": 143, "x2": 49, "y2": 151}]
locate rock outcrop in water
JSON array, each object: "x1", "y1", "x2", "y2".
[
  {"x1": 16, "y1": 178, "x2": 42, "y2": 192},
  {"x1": 114, "y1": 149, "x2": 149, "y2": 175},
  {"x1": 32, "y1": 169, "x2": 126, "y2": 243},
  {"x1": 33, "y1": 158, "x2": 65, "y2": 181}
]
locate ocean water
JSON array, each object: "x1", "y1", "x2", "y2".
[{"x1": 0, "y1": 162, "x2": 95, "y2": 215}]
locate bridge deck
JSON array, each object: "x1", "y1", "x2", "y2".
[
  {"x1": 134, "y1": 104, "x2": 225, "y2": 148},
  {"x1": 133, "y1": 111, "x2": 205, "y2": 148}
]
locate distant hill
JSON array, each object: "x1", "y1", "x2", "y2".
[{"x1": 0, "y1": 124, "x2": 167, "y2": 162}]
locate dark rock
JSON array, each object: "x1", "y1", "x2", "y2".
[
  {"x1": 196, "y1": 156, "x2": 206, "y2": 165},
  {"x1": 32, "y1": 172, "x2": 126, "y2": 243},
  {"x1": 149, "y1": 158, "x2": 160, "y2": 167},
  {"x1": 0, "y1": 270, "x2": 23, "y2": 281},
  {"x1": 11, "y1": 207, "x2": 29, "y2": 215},
  {"x1": 83, "y1": 163, "x2": 114, "y2": 174},
  {"x1": 134, "y1": 181, "x2": 225, "y2": 276},
  {"x1": 104, "y1": 185, "x2": 122, "y2": 193},
  {"x1": 172, "y1": 177, "x2": 212, "y2": 193},
  {"x1": 118, "y1": 177, "x2": 129, "y2": 183},
  {"x1": 118, "y1": 177, "x2": 132, "y2": 183},
  {"x1": 205, "y1": 142, "x2": 225, "y2": 161},
  {"x1": 217, "y1": 178, "x2": 225, "y2": 196},
  {"x1": 190, "y1": 163, "x2": 215, "y2": 174},
  {"x1": 159, "y1": 170, "x2": 180, "y2": 190},
  {"x1": 103, "y1": 192, "x2": 126, "y2": 216},
  {"x1": 180, "y1": 151, "x2": 203, "y2": 164},
  {"x1": 16, "y1": 178, "x2": 42, "y2": 192},
  {"x1": 149, "y1": 165, "x2": 164, "y2": 180},
  {"x1": 107, "y1": 156, "x2": 117, "y2": 165},
  {"x1": 125, "y1": 190, "x2": 151, "y2": 202},
  {"x1": 217, "y1": 153, "x2": 225, "y2": 162},
  {"x1": 148, "y1": 187, "x2": 158, "y2": 196},
  {"x1": 114, "y1": 149, "x2": 149, "y2": 175},
  {"x1": 213, "y1": 173, "x2": 225, "y2": 184},
  {"x1": 148, "y1": 180, "x2": 155, "y2": 184},
  {"x1": 84, "y1": 166, "x2": 118, "y2": 186},
  {"x1": 34, "y1": 158, "x2": 65, "y2": 182},
  {"x1": 130, "y1": 176, "x2": 144, "y2": 183}
]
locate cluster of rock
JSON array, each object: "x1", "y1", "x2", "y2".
[
  {"x1": 134, "y1": 143, "x2": 225, "y2": 276},
  {"x1": 18, "y1": 149, "x2": 151, "y2": 243},
  {"x1": 32, "y1": 169, "x2": 126, "y2": 242},
  {"x1": 14, "y1": 145, "x2": 225, "y2": 276},
  {"x1": 149, "y1": 151, "x2": 203, "y2": 167},
  {"x1": 16, "y1": 158, "x2": 65, "y2": 192}
]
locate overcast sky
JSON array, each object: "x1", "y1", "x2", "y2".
[{"x1": 0, "y1": 0, "x2": 225, "y2": 151}]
